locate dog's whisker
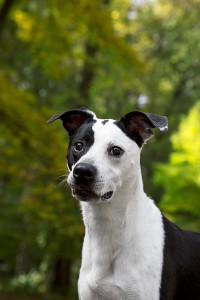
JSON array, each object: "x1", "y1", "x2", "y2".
[
  {"x1": 57, "y1": 174, "x2": 68, "y2": 179},
  {"x1": 56, "y1": 175, "x2": 68, "y2": 187}
]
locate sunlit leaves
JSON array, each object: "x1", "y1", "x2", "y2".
[
  {"x1": 13, "y1": 10, "x2": 34, "y2": 41},
  {"x1": 11, "y1": 0, "x2": 143, "y2": 80},
  {"x1": 155, "y1": 102, "x2": 200, "y2": 230}
]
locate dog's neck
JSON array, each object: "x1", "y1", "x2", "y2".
[{"x1": 79, "y1": 167, "x2": 153, "y2": 278}]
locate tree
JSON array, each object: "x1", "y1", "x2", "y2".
[
  {"x1": 155, "y1": 102, "x2": 200, "y2": 231},
  {"x1": 125, "y1": 0, "x2": 200, "y2": 198},
  {"x1": 0, "y1": 70, "x2": 83, "y2": 296}
]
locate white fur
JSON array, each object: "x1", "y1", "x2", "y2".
[{"x1": 68, "y1": 120, "x2": 164, "y2": 300}]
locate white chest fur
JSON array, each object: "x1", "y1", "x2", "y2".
[{"x1": 78, "y1": 186, "x2": 164, "y2": 300}]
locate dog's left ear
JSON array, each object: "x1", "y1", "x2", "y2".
[
  {"x1": 119, "y1": 111, "x2": 168, "y2": 146},
  {"x1": 47, "y1": 108, "x2": 96, "y2": 135}
]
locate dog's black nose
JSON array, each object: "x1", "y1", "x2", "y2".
[{"x1": 73, "y1": 163, "x2": 97, "y2": 183}]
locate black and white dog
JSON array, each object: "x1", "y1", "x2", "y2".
[{"x1": 48, "y1": 108, "x2": 200, "y2": 300}]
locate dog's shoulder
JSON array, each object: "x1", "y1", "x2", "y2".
[
  {"x1": 161, "y1": 215, "x2": 200, "y2": 300},
  {"x1": 162, "y1": 215, "x2": 200, "y2": 256}
]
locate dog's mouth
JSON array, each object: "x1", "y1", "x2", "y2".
[{"x1": 72, "y1": 187, "x2": 113, "y2": 202}]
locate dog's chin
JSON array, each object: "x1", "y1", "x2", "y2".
[{"x1": 72, "y1": 187, "x2": 113, "y2": 203}]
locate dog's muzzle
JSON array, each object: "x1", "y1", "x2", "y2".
[{"x1": 71, "y1": 163, "x2": 113, "y2": 202}]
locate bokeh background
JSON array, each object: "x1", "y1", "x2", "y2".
[{"x1": 0, "y1": 0, "x2": 200, "y2": 299}]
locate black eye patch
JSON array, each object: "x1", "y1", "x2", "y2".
[
  {"x1": 74, "y1": 141, "x2": 85, "y2": 152},
  {"x1": 67, "y1": 120, "x2": 96, "y2": 170}
]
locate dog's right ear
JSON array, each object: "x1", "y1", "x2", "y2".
[{"x1": 47, "y1": 108, "x2": 96, "y2": 135}]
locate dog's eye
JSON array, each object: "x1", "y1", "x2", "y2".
[
  {"x1": 74, "y1": 141, "x2": 84, "y2": 152},
  {"x1": 110, "y1": 146, "x2": 124, "y2": 157}
]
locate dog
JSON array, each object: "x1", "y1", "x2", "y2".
[{"x1": 48, "y1": 108, "x2": 200, "y2": 300}]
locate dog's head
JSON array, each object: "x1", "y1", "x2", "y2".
[{"x1": 48, "y1": 108, "x2": 167, "y2": 203}]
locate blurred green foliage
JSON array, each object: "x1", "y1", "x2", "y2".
[
  {"x1": 0, "y1": 0, "x2": 200, "y2": 298},
  {"x1": 155, "y1": 102, "x2": 200, "y2": 231}
]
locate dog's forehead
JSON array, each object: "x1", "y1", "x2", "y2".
[
  {"x1": 93, "y1": 118, "x2": 115, "y2": 136},
  {"x1": 92, "y1": 118, "x2": 135, "y2": 147}
]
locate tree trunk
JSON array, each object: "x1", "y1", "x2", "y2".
[
  {"x1": 78, "y1": 42, "x2": 98, "y2": 106},
  {"x1": 0, "y1": 0, "x2": 15, "y2": 37},
  {"x1": 51, "y1": 258, "x2": 72, "y2": 294},
  {"x1": 76, "y1": 0, "x2": 110, "y2": 107}
]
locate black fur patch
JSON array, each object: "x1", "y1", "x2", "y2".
[
  {"x1": 160, "y1": 215, "x2": 200, "y2": 300},
  {"x1": 67, "y1": 119, "x2": 96, "y2": 170},
  {"x1": 102, "y1": 120, "x2": 109, "y2": 125},
  {"x1": 114, "y1": 121, "x2": 143, "y2": 148}
]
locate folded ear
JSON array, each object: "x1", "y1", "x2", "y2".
[
  {"x1": 47, "y1": 108, "x2": 96, "y2": 134},
  {"x1": 119, "y1": 111, "x2": 168, "y2": 147}
]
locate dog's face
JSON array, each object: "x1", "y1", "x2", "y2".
[
  {"x1": 67, "y1": 119, "x2": 141, "y2": 202},
  {"x1": 48, "y1": 108, "x2": 167, "y2": 203}
]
